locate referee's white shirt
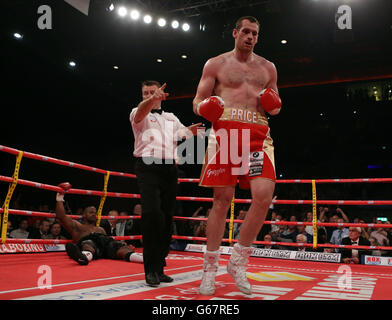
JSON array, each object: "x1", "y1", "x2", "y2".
[{"x1": 130, "y1": 107, "x2": 186, "y2": 161}]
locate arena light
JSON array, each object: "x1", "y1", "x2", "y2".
[
  {"x1": 130, "y1": 9, "x2": 140, "y2": 20},
  {"x1": 143, "y1": 14, "x2": 152, "y2": 24},
  {"x1": 182, "y1": 23, "x2": 190, "y2": 32},
  {"x1": 68, "y1": 61, "x2": 76, "y2": 68},
  {"x1": 108, "y1": 3, "x2": 114, "y2": 11},
  {"x1": 113, "y1": 65, "x2": 119, "y2": 70},
  {"x1": 171, "y1": 20, "x2": 179, "y2": 29},
  {"x1": 117, "y1": 6, "x2": 127, "y2": 17},
  {"x1": 157, "y1": 18, "x2": 166, "y2": 27},
  {"x1": 181, "y1": 55, "x2": 187, "y2": 59},
  {"x1": 157, "y1": 58, "x2": 163, "y2": 63},
  {"x1": 13, "y1": 32, "x2": 23, "y2": 39},
  {"x1": 281, "y1": 39, "x2": 288, "y2": 44}
]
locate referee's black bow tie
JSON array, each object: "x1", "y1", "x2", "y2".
[{"x1": 151, "y1": 109, "x2": 162, "y2": 114}]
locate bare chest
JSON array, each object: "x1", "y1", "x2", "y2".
[
  {"x1": 76, "y1": 225, "x2": 105, "y2": 240},
  {"x1": 218, "y1": 62, "x2": 269, "y2": 89}
]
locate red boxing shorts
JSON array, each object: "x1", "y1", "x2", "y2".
[{"x1": 199, "y1": 107, "x2": 276, "y2": 189}]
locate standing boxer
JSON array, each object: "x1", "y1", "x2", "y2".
[{"x1": 193, "y1": 16, "x2": 282, "y2": 295}]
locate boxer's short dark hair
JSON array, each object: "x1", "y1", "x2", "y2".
[
  {"x1": 235, "y1": 16, "x2": 260, "y2": 30},
  {"x1": 141, "y1": 80, "x2": 161, "y2": 88}
]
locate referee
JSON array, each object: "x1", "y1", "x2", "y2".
[{"x1": 130, "y1": 80, "x2": 202, "y2": 286}]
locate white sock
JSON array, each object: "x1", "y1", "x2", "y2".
[
  {"x1": 128, "y1": 253, "x2": 143, "y2": 263},
  {"x1": 82, "y1": 251, "x2": 93, "y2": 261}
]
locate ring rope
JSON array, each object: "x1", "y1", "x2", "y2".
[
  {"x1": 1, "y1": 175, "x2": 391, "y2": 205},
  {"x1": 2, "y1": 208, "x2": 392, "y2": 229},
  {"x1": 1, "y1": 145, "x2": 392, "y2": 184},
  {"x1": 1, "y1": 235, "x2": 391, "y2": 251}
]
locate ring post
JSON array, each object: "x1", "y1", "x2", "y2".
[
  {"x1": 228, "y1": 192, "x2": 235, "y2": 244},
  {"x1": 312, "y1": 179, "x2": 318, "y2": 249},
  {"x1": 1, "y1": 151, "x2": 23, "y2": 243},
  {"x1": 96, "y1": 171, "x2": 110, "y2": 227}
]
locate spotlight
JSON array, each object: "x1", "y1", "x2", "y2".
[
  {"x1": 113, "y1": 66, "x2": 119, "y2": 70},
  {"x1": 171, "y1": 20, "x2": 179, "y2": 29},
  {"x1": 69, "y1": 61, "x2": 76, "y2": 67},
  {"x1": 143, "y1": 15, "x2": 152, "y2": 24},
  {"x1": 181, "y1": 55, "x2": 187, "y2": 59},
  {"x1": 182, "y1": 23, "x2": 190, "y2": 31},
  {"x1": 108, "y1": 3, "x2": 114, "y2": 11},
  {"x1": 13, "y1": 33, "x2": 23, "y2": 39},
  {"x1": 157, "y1": 18, "x2": 166, "y2": 27},
  {"x1": 130, "y1": 9, "x2": 140, "y2": 20},
  {"x1": 157, "y1": 58, "x2": 163, "y2": 63},
  {"x1": 281, "y1": 39, "x2": 287, "y2": 44},
  {"x1": 118, "y1": 7, "x2": 127, "y2": 17}
]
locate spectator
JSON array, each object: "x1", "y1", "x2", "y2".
[
  {"x1": 318, "y1": 206, "x2": 329, "y2": 236},
  {"x1": 260, "y1": 234, "x2": 277, "y2": 249},
  {"x1": 28, "y1": 219, "x2": 51, "y2": 239},
  {"x1": 273, "y1": 223, "x2": 294, "y2": 250},
  {"x1": 330, "y1": 218, "x2": 349, "y2": 247},
  {"x1": 385, "y1": 220, "x2": 392, "y2": 253},
  {"x1": 323, "y1": 243, "x2": 335, "y2": 253},
  {"x1": 359, "y1": 219, "x2": 370, "y2": 240},
  {"x1": 297, "y1": 225, "x2": 312, "y2": 243},
  {"x1": 5, "y1": 221, "x2": 13, "y2": 238},
  {"x1": 28, "y1": 218, "x2": 41, "y2": 234},
  {"x1": 10, "y1": 219, "x2": 29, "y2": 239},
  {"x1": 128, "y1": 204, "x2": 142, "y2": 248},
  {"x1": 100, "y1": 209, "x2": 119, "y2": 235},
  {"x1": 272, "y1": 224, "x2": 286, "y2": 241},
  {"x1": 47, "y1": 222, "x2": 67, "y2": 240},
  {"x1": 327, "y1": 213, "x2": 340, "y2": 241},
  {"x1": 194, "y1": 220, "x2": 207, "y2": 244},
  {"x1": 289, "y1": 215, "x2": 297, "y2": 222},
  {"x1": 296, "y1": 234, "x2": 310, "y2": 251},
  {"x1": 115, "y1": 210, "x2": 134, "y2": 237},
  {"x1": 341, "y1": 227, "x2": 371, "y2": 264},
  {"x1": 270, "y1": 210, "x2": 282, "y2": 234},
  {"x1": 190, "y1": 206, "x2": 206, "y2": 235},
  {"x1": 233, "y1": 210, "x2": 247, "y2": 239},
  {"x1": 304, "y1": 211, "x2": 314, "y2": 236},
  {"x1": 280, "y1": 224, "x2": 298, "y2": 243},
  {"x1": 336, "y1": 208, "x2": 349, "y2": 223},
  {"x1": 370, "y1": 227, "x2": 389, "y2": 248},
  {"x1": 368, "y1": 236, "x2": 382, "y2": 256}
]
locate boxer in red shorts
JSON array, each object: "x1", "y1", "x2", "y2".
[{"x1": 193, "y1": 16, "x2": 282, "y2": 295}]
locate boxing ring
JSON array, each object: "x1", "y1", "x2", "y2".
[{"x1": 1, "y1": 144, "x2": 392, "y2": 300}]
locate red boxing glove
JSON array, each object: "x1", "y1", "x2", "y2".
[
  {"x1": 259, "y1": 88, "x2": 282, "y2": 115},
  {"x1": 57, "y1": 182, "x2": 71, "y2": 202},
  {"x1": 196, "y1": 96, "x2": 225, "y2": 123}
]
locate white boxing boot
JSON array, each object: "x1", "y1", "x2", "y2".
[
  {"x1": 227, "y1": 243, "x2": 253, "y2": 295},
  {"x1": 199, "y1": 250, "x2": 220, "y2": 295}
]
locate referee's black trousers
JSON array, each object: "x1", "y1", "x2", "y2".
[{"x1": 134, "y1": 157, "x2": 178, "y2": 276}]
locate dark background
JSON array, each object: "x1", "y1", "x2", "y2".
[{"x1": 1, "y1": 0, "x2": 391, "y2": 221}]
